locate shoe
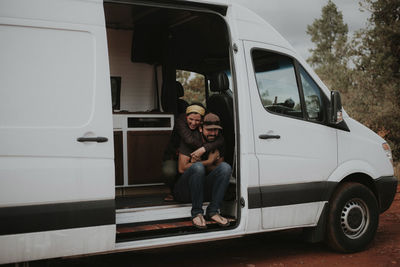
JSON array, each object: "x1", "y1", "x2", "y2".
[
  {"x1": 164, "y1": 194, "x2": 174, "y2": 202},
  {"x1": 209, "y1": 214, "x2": 230, "y2": 227},
  {"x1": 192, "y1": 214, "x2": 207, "y2": 229}
]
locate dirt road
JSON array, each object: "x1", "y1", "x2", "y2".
[{"x1": 37, "y1": 185, "x2": 400, "y2": 267}]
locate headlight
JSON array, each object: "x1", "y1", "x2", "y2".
[{"x1": 382, "y1": 142, "x2": 393, "y2": 166}]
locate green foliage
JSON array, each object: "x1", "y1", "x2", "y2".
[
  {"x1": 306, "y1": 0, "x2": 352, "y2": 94},
  {"x1": 349, "y1": 0, "x2": 400, "y2": 160},
  {"x1": 307, "y1": 0, "x2": 400, "y2": 160},
  {"x1": 307, "y1": 0, "x2": 349, "y2": 67},
  {"x1": 176, "y1": 70, "x2": 206, "y2": 105}
]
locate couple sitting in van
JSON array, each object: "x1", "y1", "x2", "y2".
[{"x1": 162, "y1": 103, "x2": 231, "y2": 229}]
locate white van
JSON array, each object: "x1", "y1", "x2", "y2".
[{"x1": 0, "y1": 0, "x2": 397, "y2": 264}]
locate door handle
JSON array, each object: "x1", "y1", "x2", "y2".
[
  {"x1": 259, "y1": 134, "x2": 280, "y2": 140},
  {"x1": 77, "y1": 137, "x2": 108, "y2": 143}
]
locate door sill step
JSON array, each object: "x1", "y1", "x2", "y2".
[{"x1": 116, "y1": 217, "x2": 236, "y2": 243}]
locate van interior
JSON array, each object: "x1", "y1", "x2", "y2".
[{"x1": 104, "y1": 1, "x2": 238, "y2": 242}]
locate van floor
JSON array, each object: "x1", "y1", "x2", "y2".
[
  {"x1": 116, "y1": 194, "x2": 179, "y2": 209},
  {"x1": 115, "y1": 185, "x2": 176, "y2": 209}
]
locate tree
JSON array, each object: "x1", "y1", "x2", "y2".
[
  {"x1": 307, "y1": 0, "x2": 400, "y2": 160},
  {"x1": 349, "y1": 0, "x2": 400, "y2": 159},
  {"x1": 176, "y1": 70, "x2": 206, "y2": 105},
  {"x1": 306, "y1": 0, "x2": 351, "y2": 93}
]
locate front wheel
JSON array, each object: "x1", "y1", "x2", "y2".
[{"x1": 326, "y1": 182, "x2": 379, "y2": 252}]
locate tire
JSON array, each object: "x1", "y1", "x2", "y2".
[{"x1": 326, "y1": 182, "x2": 379, "y2": 252}]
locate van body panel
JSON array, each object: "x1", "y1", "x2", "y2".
[
  {"x1": 0, "y1": 158, "x2": 114, "y2": 206},
  {"x1": 229, "y1": 39, "x2": 256, "y2": 157},
  {"x1": 261, "y1": 201, "x2": 325, "y2": 230},
  {"x1": 231, "y1": 4, "x2": 294, "y2": 53},
  {"x1": 338, "y1": 118, "x2": 394, "y2": 177},
  {"x1": 0, "y1": 225, "x2": 115, "y2": 264},
  {"x1": 0, "y1": 2, "x2": 114, "y2": 204},
  {"x1": 245, "y1": 209, "x2": 262, "y2": 233},
  {"x1": 0, "y1": 0, "x2": 115, "y2": 264},
  {"x1": 0, "y1": 0, "x2": 104, "y2": 26},
  {"x1": 327, "y1": 160, "x2": 378, "y2": 183}
]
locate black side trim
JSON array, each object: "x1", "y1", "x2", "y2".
[
  {"x1": 248, "y1": 181, "x2": 337, "y2": 209},
  {"x1": 375, "y1": 176, "x2": 398, "y2": 213},
  {"x1": 247, "y1": 187, "x2": 261, "y2": 209},
  {"x1": 0, "y1": 199, "x2": 115, "y2": 236}
]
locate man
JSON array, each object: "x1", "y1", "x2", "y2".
[{"x1": 173, "y1": 113, "x2": 231, "y2": 229}]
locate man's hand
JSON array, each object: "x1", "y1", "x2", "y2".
[
  {"x1": 205, "y1": 150, "x2": 223, "y2": 172},
  {"x1": 190, "y1": 156, "x2": 199, "y2": 163},
  {"x1": 207, "y1": 150, "x2": 220, "y2": 164}
]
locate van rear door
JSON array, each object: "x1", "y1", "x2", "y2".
[
  {"x1": 244, "y1": 41, "x2": 337, "y2": 230},
  {"x1": 0, "y1": 0, "x2": 115, "y2": 264}
]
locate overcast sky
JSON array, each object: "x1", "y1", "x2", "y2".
[{"x1": 231, "y1": 0, "x2": 371, "y2": 60}]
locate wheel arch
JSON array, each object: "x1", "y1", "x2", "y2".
[
  {"x1": 327, "y1": 160, "x2": 379, "y2": 203},
  {"x1": 333, "y1": 173, "x2": 378, "y2": 203}
]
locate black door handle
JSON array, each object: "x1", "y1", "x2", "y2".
[
  {"x1": 259, "y1": 134, "x2": 280, "y2": 139},
  {"x1": 77, "y1": 137, "x2": 108, "y2": 143}
]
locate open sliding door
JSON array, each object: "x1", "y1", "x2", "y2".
[{"x1": 0, "y1": 0, "x2": 115, "y2": 263}]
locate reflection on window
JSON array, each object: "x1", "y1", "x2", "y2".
[
  {"x1": 252, "y1": 50, "x2": 303, "y2": 119},
  {"x1": 299, "y1": 67, "x2": 324, "y2": 121},
  {"x1": 224, "y1": 70, "x2": 233, "y2": 92}
]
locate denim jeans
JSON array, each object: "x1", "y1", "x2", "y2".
[
  {"x1": 162, "y1": 159, "x2": 178, "y2": 191},
  {"x1": 173, "y1": 162, "x2": 231, "y2": 218}
]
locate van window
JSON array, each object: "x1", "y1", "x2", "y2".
[
  {"x1": 299, "y1": 66, "x2": 324, "y2": 122},
  {"x1": 176, "y1": 70, "x2": 206, "y2": 106},
  {"x1": 252, "y1": 50, "x2": 303, "y2": 119}
]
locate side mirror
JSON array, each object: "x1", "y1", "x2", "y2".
[{"x1": 330, "y1": 91, "x2": 343, "y2": 124}]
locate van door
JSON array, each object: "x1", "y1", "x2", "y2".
[
  {"x1": 0, "y1": 0, "x2": 114, "y2": 264},
  {"x1": 244, "y1": 41, "x2": 337, "y2": 230}
]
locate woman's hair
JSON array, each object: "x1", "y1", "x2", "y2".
[{"x1": 186, "y1": 102, "x2": 206, "y2": 116}]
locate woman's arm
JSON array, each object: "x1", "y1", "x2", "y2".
[
  {"x1": 178, "y1": 151, "x2": 219, "y2": 174},
  {"x1": 191, "y1": 134, "x2": 224, "y2": 160}
]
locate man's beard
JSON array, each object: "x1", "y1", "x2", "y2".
[{"x1": 202, "y1": 132, "x2": 217, "y2": 142}]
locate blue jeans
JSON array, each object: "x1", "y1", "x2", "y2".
[{"x1": 173, "y1": 162, "x2": 231, "y2": 218}]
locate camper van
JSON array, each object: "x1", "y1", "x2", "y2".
[{"x1": 0, "y1": 0, "x2": 397, "y2": 264}]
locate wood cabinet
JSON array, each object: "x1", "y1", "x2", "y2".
[
  {"x1": 113, "y1": 113, "x2": 174, "y2": 187},
  {"x1": 127, "y1": 131, "x2": 171, "y2": 184}
]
